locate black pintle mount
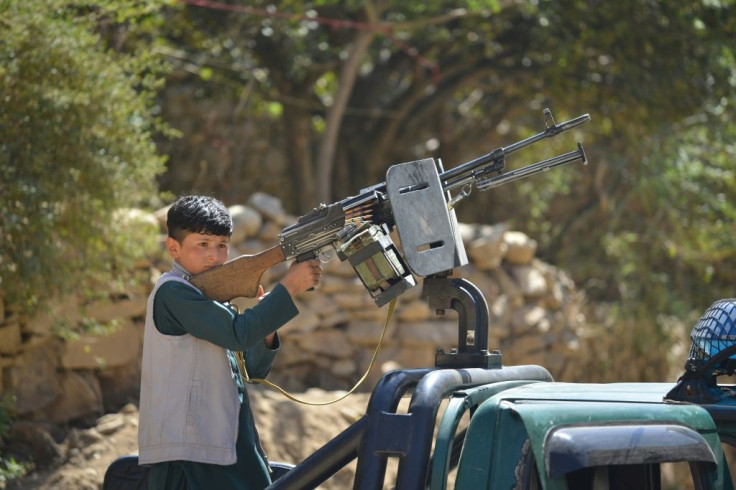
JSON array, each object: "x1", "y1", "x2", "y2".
[
  {"x1": 422, "y1": 275, "x2": 502, "y2": 369},
  {"x1": 665, "y1": 358, "x2": 721, "y2": 404},
  {"x1": 665, "y1": 344, "x2": 736, "y2": 404}
]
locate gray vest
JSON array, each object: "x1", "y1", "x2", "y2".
[{"x1": 138, "y1": 268, "x2": 240, "y2": 465}]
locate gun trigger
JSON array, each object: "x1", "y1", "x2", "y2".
[{"x1": 317, "y1": 248, "x2": 335, "y2": 263}]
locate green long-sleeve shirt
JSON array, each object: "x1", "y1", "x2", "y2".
[{"x1": 147, "y1": 280, "x2": 297, "y2": 490}]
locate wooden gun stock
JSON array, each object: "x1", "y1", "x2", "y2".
[{"x1": 189, "y1": 245, "x2": 287, "y2": 302}]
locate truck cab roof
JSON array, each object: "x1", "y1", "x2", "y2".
[{"x1": 454, "y1": 381, "x2": 732, "y2": 490}]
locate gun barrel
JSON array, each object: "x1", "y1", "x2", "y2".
[
  {"x1": 553, "y1": 113, "x2": 592, "y2": 133},
  {"x1": 502, "y1": 113, "x2": 590, "y2": 154},
  {"x1": 475, "y1": 143, "x2": 587, "y2": 191},
  {"x1": 440, "y1": 112, "x2": 590, "y2": 187}
]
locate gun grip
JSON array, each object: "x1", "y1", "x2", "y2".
[{"x1": 296, "y1": 253, "x2": 316, "y2": 292}]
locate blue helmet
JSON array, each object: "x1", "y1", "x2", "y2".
[
  {"x1": 689, "y1": 298, "x2": 736, "y2": 372},
  {"x1": 666, "y1": 298, "x2": 736, "y2": 403}
]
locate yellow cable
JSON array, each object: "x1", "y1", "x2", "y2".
[{"x1": 239, "y1": 298, "x2": 397, "y2": 406}]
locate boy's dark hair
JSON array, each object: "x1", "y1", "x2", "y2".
[{"x1": 167, "y1": 195, "x2": 233, "y2": 242}]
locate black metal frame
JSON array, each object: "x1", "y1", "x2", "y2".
[{"x1": 266, "y1": 277, "x2": 553, "y2": 490}]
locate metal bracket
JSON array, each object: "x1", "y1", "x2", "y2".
[{"x1": 386, "y1": 158, "x2": 467, "y2": 277}]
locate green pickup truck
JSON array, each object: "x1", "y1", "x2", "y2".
[
  {"x1": 260, "y1": 291, "x2": 736, "y2": 490},
  {"x1": 452, "y1": 381, "x2": 731, "y2": 490}
]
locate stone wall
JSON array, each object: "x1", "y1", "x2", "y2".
[{"x1": 0, "y1": 192, "x2": 586, "y2": 425}]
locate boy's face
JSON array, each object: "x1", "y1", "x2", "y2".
[{"x1": 166, "y1": 232, "x2": 230, "y2": 275}]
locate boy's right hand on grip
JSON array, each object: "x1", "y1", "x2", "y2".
[{"x1": 280, "y1": 259, "x2": 322, "y2": 296}]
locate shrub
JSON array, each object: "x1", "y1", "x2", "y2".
[{"x1": 0, "y1": 0, "x2": 170, "y2": 316}]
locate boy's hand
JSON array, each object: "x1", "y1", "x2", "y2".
[{"x1": 280, "y1": 259, "x2": 322, "y2": 297}]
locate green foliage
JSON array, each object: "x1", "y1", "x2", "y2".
[
  {"x1": 600, "y1": 103, "x2": 736, "y2": 315},
  {"x1": 0, "y1": 395, "x2": 29, "y2": 484},
  {"x1": 0, "y1": 0, "x2": 170, "y2": 315},
  {"x1": 0, "y1": 458, "x2": 31, "y2": 486}
]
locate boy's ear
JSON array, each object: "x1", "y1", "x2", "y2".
[{"x1": 166, "y1": 237, "x2": 181, "y2": 259}]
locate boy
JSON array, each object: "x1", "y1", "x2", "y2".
[{"x1": 138, "y1": 195, "x2": 321, "y2": 489}]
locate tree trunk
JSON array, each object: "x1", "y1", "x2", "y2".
[
  {"x1": 282, "y1": 102, "x2": 317, "y2": 212},
  {"x1": 315, "y1": 30, "x2": 377, "y2": 204}
]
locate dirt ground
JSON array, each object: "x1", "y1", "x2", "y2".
[{"x1": 5, "y1": 387, "x2": 376, "y2": 490}]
